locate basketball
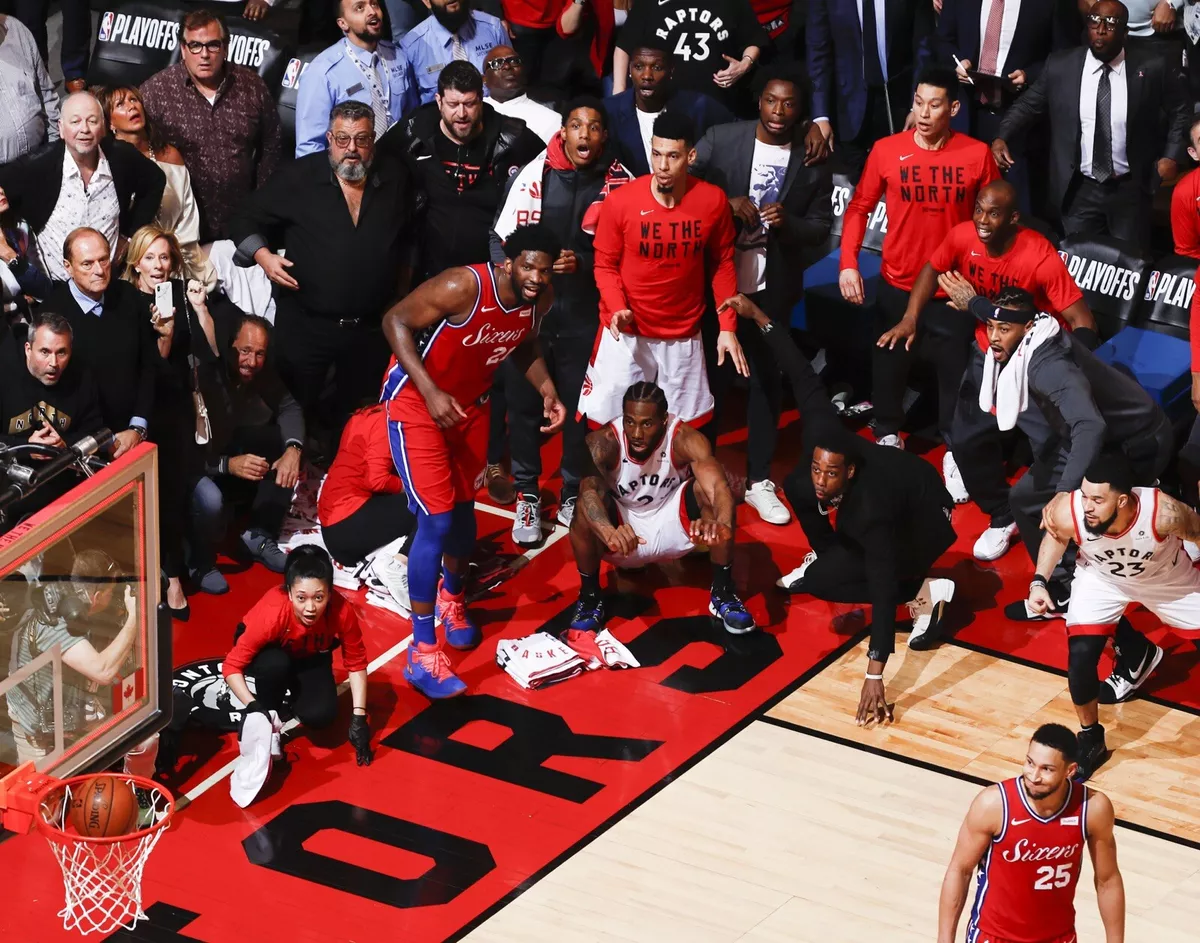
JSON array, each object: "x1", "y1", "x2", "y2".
[{"x1": 67, "y1": 776, "x2": 139, "y2": 838}]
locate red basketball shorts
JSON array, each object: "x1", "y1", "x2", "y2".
[
  {"x1": 973, "y1": 933, "x2": 1076, "y2": 943},
  {"x1": 387, "y1": 403, "x2": 489, "y2": 516}
]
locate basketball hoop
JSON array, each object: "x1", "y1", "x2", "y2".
[{"x1": 33, "y1": 773, "x2": 175, "y2": 936}]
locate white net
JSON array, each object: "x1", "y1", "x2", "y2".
[{"x1": 36, "y1": 775, "x2": 174, "y2": 936}]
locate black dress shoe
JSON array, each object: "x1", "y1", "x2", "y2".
[
  {"x1": 168, "y1": 601, "x2": 190, "y2": 622},
  {"x1": 1073, "y1": 726, "x2": 1110, "y2": 782}
]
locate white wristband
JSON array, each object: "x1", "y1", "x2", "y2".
[{"x1": 865, "y1": 672, "x2": 883, "y2": 681}]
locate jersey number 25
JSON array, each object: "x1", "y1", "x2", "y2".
[{"x1": 1033, "y1": 863, "x2": 1073, "y2": 890}]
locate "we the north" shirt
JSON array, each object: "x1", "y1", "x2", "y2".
[
  {"x1": 840, "y1": 129, "x2": 999, "y2": 292},
  {"x1": 593, "y1": 175, "x2": 737, "y2": 338}
]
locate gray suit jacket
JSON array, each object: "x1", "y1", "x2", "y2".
[{"x1": 692, "y1": 119, "x2": 833, "y2": 312}]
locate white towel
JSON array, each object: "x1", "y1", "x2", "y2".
[{"x1": 978, "y1": 314, "x2": 1060, "y2": 431}]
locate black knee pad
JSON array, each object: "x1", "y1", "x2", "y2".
[{"x1": 1067, "y1": 634, "x2": 1108, "y2": 705}]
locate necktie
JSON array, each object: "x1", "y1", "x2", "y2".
[
  {"x1": 861, "y1": 0, "x2": 884, "y2": 87},
  {"x1": 452, "y1": 34, "x2": 468, "y2": 61},
  {"x1": 978, "y1": 0, "x2": 1004, "y2": 74},
  {"x1": 366, "y1": 53, "x2": 390, "y2": 139},
  {"x1": 1093, "y1": 64, "x2": 1113, "y2": 183}
]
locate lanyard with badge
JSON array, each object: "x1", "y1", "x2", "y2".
[{"x1": 344, "y1": 38, "x2": 391, "y2": 115}]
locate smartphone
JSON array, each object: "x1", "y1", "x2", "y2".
[{"x1": 154, "y1": 281, "x2": 174, "y2": 321}]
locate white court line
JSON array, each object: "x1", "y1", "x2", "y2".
[{"x1": 178, "y1": 519, "x2": 570, "y2": 808}]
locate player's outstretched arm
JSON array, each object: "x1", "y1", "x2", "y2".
[
  {"x1": 1154, "y1": 493, "x2": 1200, "y2": 543},
  {"x1": 1029, "y1": 494, "x2": 1073, "y2": 612},
  {"x1": 672, "y1": 424, "x2": 734, "y2": 544},
  {"x1": 381, "y1": 268, "x2": 477, "y2": 428},
  {"x1": 937, "y1": 786, "x2": 1003, "y2": 943},
  {"x1": 510, "y1": 308, "x2": 565, "y2": 433},
  {"x1": 1086, "y1": 791, "x2": 1125, "y2": 943}
]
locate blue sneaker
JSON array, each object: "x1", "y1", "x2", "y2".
[
  {"x1": 709, "y1": 589, "x2": 757, "y2": 635},
  {"x1": 404, "y1": 642, "x2": 467, "y2": 699},
  {"x1": 568, "y1": 595, "x2": 605, "y2": 632},
  {"x1": 437, "y1": 583, "x2": 481, "y2": 650}
]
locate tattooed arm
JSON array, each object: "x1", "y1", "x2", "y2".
[
  {"x1": 1028, "y1": 493, "x2": 1075, "y2": 615},
  {"x1": 670, "y1": 422, "x2": 734, "y2": 542},
  {"x1": 1154, "y1": 493, "x2": 1200, "y2": 542},
  {"x1": 578, "y1": 426, "x2": 644, "y2": 557}
]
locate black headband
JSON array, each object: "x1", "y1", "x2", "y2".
[{"x1": 967, "y1": 296, "x2": 1036, "y2": 324}]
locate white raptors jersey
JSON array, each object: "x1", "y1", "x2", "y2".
[
  {"x1": 1074, "y1": 487, "x2": 1191, "y2": 583},
  {"x1": 606, "y1": 414, "x2": 693, "y2": 513}
]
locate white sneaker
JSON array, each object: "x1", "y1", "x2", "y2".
[
  {"x1": 512, "y1": 494, "x2": 542, "y2": 545},
  {"x1": 973, "y1": 523, "x2": 1019, "y2": 562},
  {"x1": 906, "y1": 578, "x2": 954, "y2": 650},
  {"x1": 942, "y1": 451, "x2": 969, "y2": 504},
  {"x1": 557, "y1": 496, "x2": 576, "y2": 528},
  {"x1": 364, "y1": 555, "x2": 411, "y2": 611},
  {"x1": 876, "y1": 434, "x2": 904, "y2": 449},
  {"x1": 745, "y1": 479, "x2": 791, "y2": 524},
  {"x1": 1185, "y1": 540, "x2": 1200, "y2": 563},
  {"x1": 776, "y1": 551, "x2": 817, "y2": 590}
]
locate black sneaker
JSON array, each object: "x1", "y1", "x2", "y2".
[
  {"x1": 1004, "y1": 589, "x2": 1069, "y2": 622},
  {"x1": 242, "y1": 529, "x2": 287, "y2": 573},
  {"x1": 1099, "y1": 642, "x2": 1164, "y2": 705},
  {"x1": 1073, "y1": 726, "x2": 1110, "y2": 782}
]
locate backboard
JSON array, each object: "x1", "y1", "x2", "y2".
[{"x1": 0, "y1": 444, "x2": 171, "y2": 831}]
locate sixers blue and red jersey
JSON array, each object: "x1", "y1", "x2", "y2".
[
  {"x1": 968, "y1": 777, "x2": 1088, "y2": 943},
  {"x1": 381, "y1": 263, "x2": 540, "y2": 516},
  {"x1": 381, "y1": 263, "x2": 537, "y2": 417}
]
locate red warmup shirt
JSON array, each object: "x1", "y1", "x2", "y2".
[
  {"x1": 502, "y1": 0, "x2": 560, "y2": 29},
  {"x1": 1171, "y1": 169, "x2": 1200, "y2": 260},
  {"x1": 223, "y1": 586, "x2": 368, "y2": 678},
  {"x1": 593, "y1": 175, "x2": 738, "y2": 338},
  {"x1": 840, "y1": 130, "x2": 1000, "y2": 292},
  {"x1": 318, "y1": 404, "x2": 403, "y2": 528},
  {"x1": 749, "y1": 0, "x2": 792, "y2": 37}
]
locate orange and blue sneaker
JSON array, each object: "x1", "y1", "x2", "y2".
[
  {"x1": 437, "y1": 582, "x2": 481, "y2": 650},
  {"x1": 404, "y1": 642, "x2": 466, "y2": 699}
]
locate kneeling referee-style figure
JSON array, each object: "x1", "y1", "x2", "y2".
[{"x1": 779, "y1": 424, "x2": 958, "y2": 726}]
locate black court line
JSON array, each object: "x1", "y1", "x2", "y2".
[
  {"x1": 759, "y1": 640, "x2": 1200, "y2": 854},
  {"x1": 443, "y1": 627, "x2": 871, "y2": 943}
]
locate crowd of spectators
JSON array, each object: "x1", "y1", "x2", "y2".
[{"x1": 1, "y1": 0, "x2": 1199, "y2": 631}]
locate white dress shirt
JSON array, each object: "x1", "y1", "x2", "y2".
[
  {"x1": 1079, "y1": 49, "x2": 1129, "y2": 179},
  {"x1": 977, "y1": 0, "x2": 1022, "y2": 75},
  {"x1": 483, "y1": 94, "x2": 561, "y2": 144},
  {"x1": 35, "y1": 148, "x2": 120, "y2": 282},
  {"x1": 857, "y1": 0, "x2": 888, "y2": 81}
]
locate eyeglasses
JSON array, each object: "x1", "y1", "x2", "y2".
[
  {"x1": 1086, "y1": 14, "x2": 1126, "y2": 28},
  {"x1": 486, "y1": 55, "x2": 523, "y2": 71},
  {"x1": 183, "y1": 40, "x2": 224, "y2": 55},
  {"x1": 331, "y1": 132, "x2": 375, "y2": 147}
]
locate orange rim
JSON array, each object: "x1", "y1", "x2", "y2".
[{"x1": 33, "y1": 773, "x2": 175, "y2": 846}]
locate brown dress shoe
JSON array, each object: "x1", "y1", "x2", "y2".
[
  {"x1": 484, "y1": 463, "x2": 516, "y2": 505},
  {"x1": 65, "y1": 79, "x2": 87, "y2": 93}
]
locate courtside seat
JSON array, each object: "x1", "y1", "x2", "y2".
[
  {"x1": 792, "y1": 250, "x2": 882, "y2": 351},
  {"x1": 1137, "y1": 253, "x2": 1196, "y2": 342},
  {"x1": 1094, "y1": 326, "x2": 1192, "y2": 421}
]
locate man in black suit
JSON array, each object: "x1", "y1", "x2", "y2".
[
  {"x1": 0, "y1": 92, "x2": 164, "y2": 283},
  {"x1": 693, "y1": 65, "x2": 835, "y2": 527},
  {"x1": 993, "y1": 0, "x2": 1190, "y2": 247},
  {"x1": 43, "y1": 228, "x2": 159, "y2": 460},
  {"x1": 807, "y1": 0, "x2": 936, "y2": 175},
  {"x1": 936, "y1": 0, "x2": 1078, "y2": 211}
]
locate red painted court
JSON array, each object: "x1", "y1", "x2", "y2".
[{"x1": 2, "y1": 416, "x2": 1199, "y2": 943}]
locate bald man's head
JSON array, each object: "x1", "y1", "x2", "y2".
[
  {"x1": 1087, "y1": 0, "x2": 1128, "y2": 62},
  {"x1": 973, "y1": 180, "x2": 1020, "y2": 247},
  {"x1": 59, "y1": 92, "x2": 105, "y2": 161},
  {"x1": 483, "y1": 45, "x2": 525, "y2": 102}
]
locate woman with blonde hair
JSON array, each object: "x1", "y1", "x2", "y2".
[
  {"x1": 97, "y1": 85, "x2": 216, "y2": 289},
  {"x1": 124, "y1": 225, "x2": 224, "y2": 618}
]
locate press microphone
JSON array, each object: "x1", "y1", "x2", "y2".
[{"x1": 29, "y1": 429, "x2": 114, "y2": 487}]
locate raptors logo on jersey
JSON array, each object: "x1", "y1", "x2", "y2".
[
  {"x1": 381, "y1": 263, "x2": 537, "y2": 417},
  {"x1": 968, "y1": 777, "x2": 1088, "y2": 943},
  {"x1": 605, "y1": 414, "x2": 693, "y2": 513},
  {"x1": 1072, "y1": 487, "x2": 1189, "y2": 583}
]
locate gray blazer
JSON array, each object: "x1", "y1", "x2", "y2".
[{"x1": 692, "y1": 119, "x2": 833, "y2": 312}]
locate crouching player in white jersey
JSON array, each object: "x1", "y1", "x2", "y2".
[
  {"x1": 1028, "y1": 454, "x2": 1200, "y2": 781},
  {"x1": 566, "y1": 381, "x2": 756, "y2": 648}
]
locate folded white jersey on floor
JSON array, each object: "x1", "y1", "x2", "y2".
[
  {"x1": 496, "y1": 634, "x2": 588, "y2": 689},
  {"x1": 230, "y1": 709, "x2": 282, "y2": 808},
  {"x1": 593, "y1": 629, "x2": 640, "y2": 669}
]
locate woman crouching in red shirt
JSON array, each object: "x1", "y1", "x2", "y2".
[{"x1": 222, "y1": 546, "x2": 373, "y2": 765}]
